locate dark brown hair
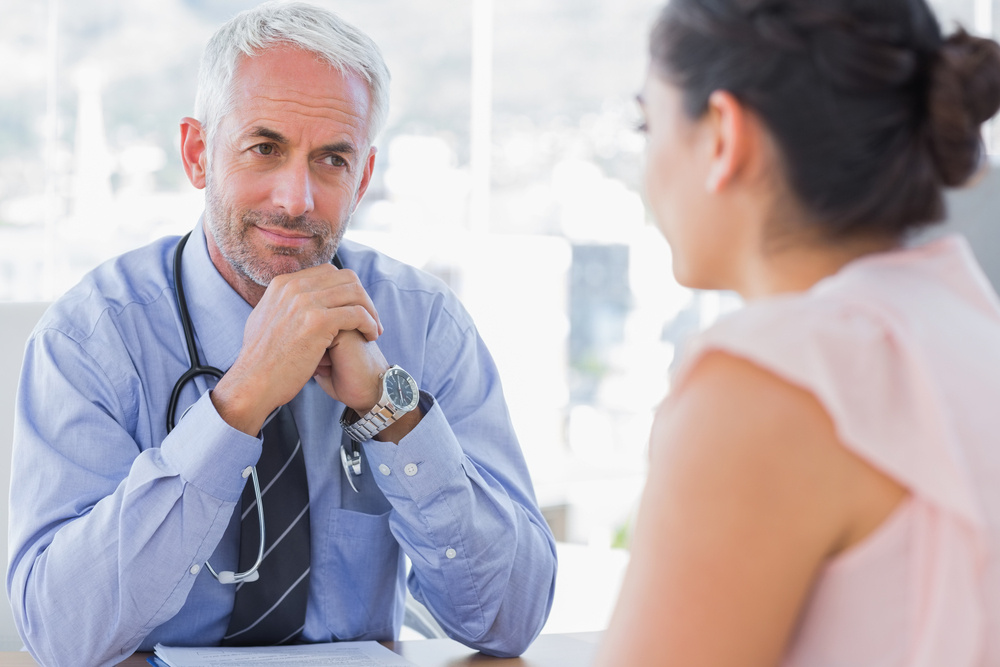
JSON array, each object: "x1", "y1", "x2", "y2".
[{"x1": 650, "y1": 0, "x2": 1000, "y2": 237}]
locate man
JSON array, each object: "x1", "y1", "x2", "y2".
[{"x1": 6, "y1": 3, "x2": 557, "y2": 665}]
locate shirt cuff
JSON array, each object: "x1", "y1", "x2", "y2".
[
  {"x1": 158, "y1": 391, "x2": 263, "y2": 501},
  {"x1": 361, "y1": 393, "x2": 465, "y2": 502}
]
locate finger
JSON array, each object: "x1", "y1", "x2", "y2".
[
  {"x1": 312, "y1": 280, "x2": 382, "y2": 334},
  {"x1": 312, "y1": 372, "x2": 337, "y2": 402},
  {"x1": 318, "y1": 303, "x2": 381, "y2": 342},
  {"x1": 313, "y1": 356, "x2": 332, "y2": 377},
  {"x1": 271, "y1": 265, "x2": 382, "y2": 333}
]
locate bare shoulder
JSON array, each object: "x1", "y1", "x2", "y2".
[
  {"x1": 653, "y1": 349, "x2": 906, "y2": 555},
  {"x1": 596, "y1": 349, "x2": 906, "y2": 667}
]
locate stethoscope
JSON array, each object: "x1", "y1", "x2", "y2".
[{"x1": 166, "y1": 232, "x2": 362, "y2": 585}]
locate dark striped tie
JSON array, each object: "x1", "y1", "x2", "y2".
[{"x1": 222, "y1": 405, "x2": 311, "y2": 646}]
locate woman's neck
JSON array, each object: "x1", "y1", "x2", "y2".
[{"x1": 737, "y1": 232, "x2": 901, "y2": 300}]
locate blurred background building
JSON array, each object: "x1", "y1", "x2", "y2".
[{"x1": 0, "y1": 0, "x2": 997, "y2": 575}]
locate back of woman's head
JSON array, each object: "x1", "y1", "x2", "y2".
[{"x1": 650, "y1": 0, "x2": 1000, "y2": 237}]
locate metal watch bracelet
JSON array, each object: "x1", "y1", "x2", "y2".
[{"x1": 341, "y1": 402, "x2": 401, "y2": 442}]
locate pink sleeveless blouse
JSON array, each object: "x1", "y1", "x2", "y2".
[{"x1": 672, "y1": 235, "x2": 1000, "y2": 666}]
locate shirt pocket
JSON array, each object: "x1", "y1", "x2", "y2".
[{"x1": 318, "y1": 507, "x2": 403, "y2": 640}]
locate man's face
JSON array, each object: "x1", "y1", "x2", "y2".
[{"x1": 201, "y1": 45, "x2": 376, "y2": 295}]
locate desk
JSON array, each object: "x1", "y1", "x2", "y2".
[{"x1": 0, "y1": 632, "x2": 602, "y2": 667}]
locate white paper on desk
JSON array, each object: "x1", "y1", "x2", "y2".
[{"x1": 153, "y1": 640, "x2": 418, "y2": 666}]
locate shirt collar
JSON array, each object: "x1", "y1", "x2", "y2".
[{"x1": 180, "y1": 217, "x2": 253, "y2": 372}]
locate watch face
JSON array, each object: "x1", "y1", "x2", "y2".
[{"x1": 386, "y1": 368, "x2": 417, "y2": 409}]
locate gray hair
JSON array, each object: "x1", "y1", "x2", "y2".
[{"x1": 194, "y1": 1, "x2": 391, "y2": 147}]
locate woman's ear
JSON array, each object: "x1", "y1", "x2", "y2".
[
  {"x1": 179, "y1": 117, "x2": 208, "y2": 190},
  {"x1": 703, "y1": 90, "x2": 754, "y2": 193}
]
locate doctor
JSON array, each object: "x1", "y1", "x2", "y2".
[{"x1": 7, "y1": 3, "x2": 556, "y2": 665}]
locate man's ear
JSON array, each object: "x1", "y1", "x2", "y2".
[
  {"x1": 179, "y1": 117, "x2": 208, "y2": 190},
  {"x1": 352, "y1": 146, "x2": 378, "y2": 212},
  {"x1": 703, "y1": 90, "x2": 753, "y2": 193}
]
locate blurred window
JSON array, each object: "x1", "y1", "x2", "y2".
[{"x1": 0, "y1": 0, "x2": 994, "y2": 551}]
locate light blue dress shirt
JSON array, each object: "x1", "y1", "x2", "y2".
[{"x1": 7, "y1": 223, "x2": 557, "y2": 666}]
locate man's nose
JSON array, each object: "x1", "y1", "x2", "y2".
[{"x1": 271, "y1": 160, "x2": 315, "y2": 218}]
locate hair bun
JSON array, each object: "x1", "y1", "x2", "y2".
[{"x1": 926, "y1": 28, "x2": 1000, "y2": 186}]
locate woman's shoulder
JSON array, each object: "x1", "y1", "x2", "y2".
[
  {"x1": 672, "y1": 285, "x2": 888, "y2": 404},
  {"x1": 668, "y1": 241, "x2": 989, "y2": 542},
  {"x1": 673, "y1": 235, "x2": 993, "y2": 401}
]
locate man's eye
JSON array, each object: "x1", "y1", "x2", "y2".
[
  {"x1": 324, "y1": 155, "x2": 347, "y2": 167},
  {"x1": 253, "y1": 144, "x2": 276, "y2": 156}
]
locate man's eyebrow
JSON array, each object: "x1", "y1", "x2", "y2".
[
  {"x1": 248, "y1": 127, "x2": 288, "y2": 143},
  {"x1": 319, "y1": 141, "x2": 358, "y2": 156}
]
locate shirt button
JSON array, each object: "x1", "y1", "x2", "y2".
[
  {"x1": 445, "y1": 548, "x2": 457, "y2": 559},
  {"x1": 241, "y1": 466, "x2": 253, "y2": 479},
  {"x1": 404, "y1": 463, "x2": 418, "y2": 477},
  {"x1": 378, "y1": 463, "x2": 391, "y2": 476},
  {"x1": 189, "y1": 564, "x2": 201, "y2": 575}
]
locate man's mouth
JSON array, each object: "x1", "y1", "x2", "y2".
[{"x1": 254, "y1": 225, "x2": 314, "y2": 247}]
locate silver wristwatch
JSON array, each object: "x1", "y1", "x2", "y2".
[{"x1": 340, "y1": 365, "x2": 420, "y2": 442}]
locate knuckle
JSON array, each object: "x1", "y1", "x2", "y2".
[
  {"x1": 301, "y1": 307, "x2": 323, "y2": 331},
  {"x1": 351, "y1": 304, "x2": 371, "y2": 324},
  {"x1": 289, "y1": 290, "x2": 310, "y2": 311}
]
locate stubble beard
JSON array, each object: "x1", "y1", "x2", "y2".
[{"x1": 204, "y1": 176, "x2": 349, "y2": 288}]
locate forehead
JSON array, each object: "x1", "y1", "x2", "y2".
[{"x1": 224, "y1": 45, "x2": 372, "y2": 144}]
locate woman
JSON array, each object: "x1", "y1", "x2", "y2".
[{"x1": 595, "y1": 1, "x2": 1000, "y2": 665}]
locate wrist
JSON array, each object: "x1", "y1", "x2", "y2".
[
  {"x1": 340, "y1": 365, "x2": 420, "y2": 442},
  {"x1": 210, "y1": 375, "x2": 271, "y2": 436},
  {"x1": 374, "y1": 404, "x2": 423, "y2": 442},
  {"x1": 347, "y1": 367, "x2": 390, "y2": 415}
]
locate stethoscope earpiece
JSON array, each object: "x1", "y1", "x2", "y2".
[{"x1": 215, "y1": 569, "x2": 259, "y2": 585}]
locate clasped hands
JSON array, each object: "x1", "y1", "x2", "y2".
[{"x1": 210, "y1": 263, "x2": 390, "y2": 436}]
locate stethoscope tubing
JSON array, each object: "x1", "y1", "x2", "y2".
[
  {"x1": 167, "y1": 231, "x2": 264, "y2": 584},
  {"x1": 166, "y1": 231, "x2": 361, "y2": 584},
  {"x1": 167, "y1": 232, "x2": 225, "y2": 432}
]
